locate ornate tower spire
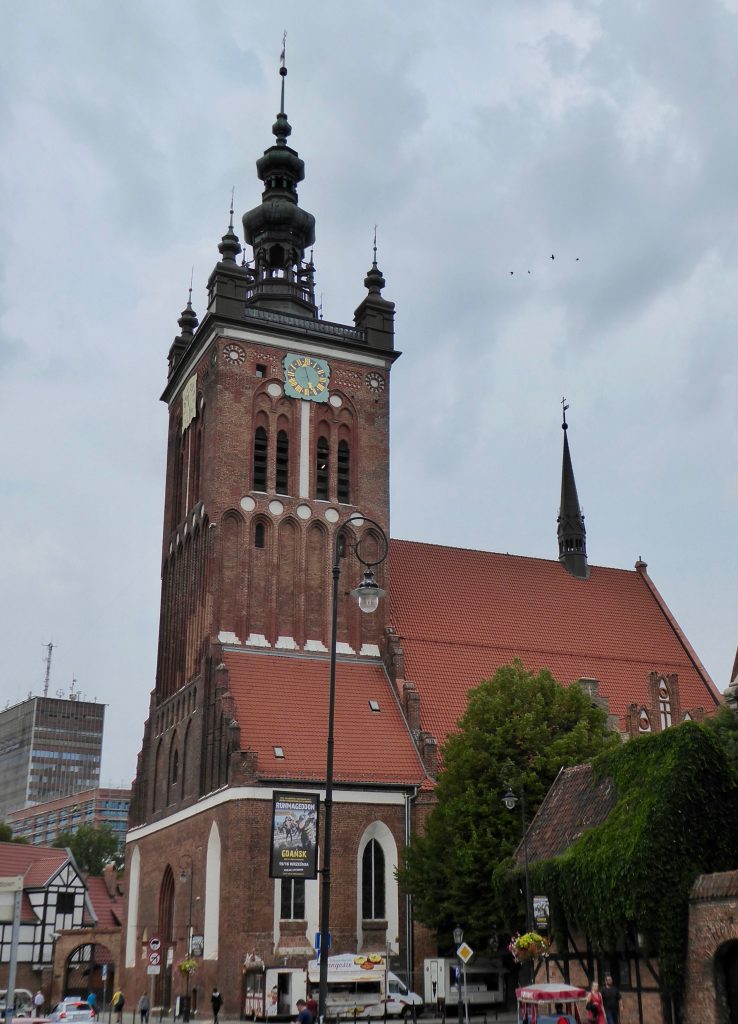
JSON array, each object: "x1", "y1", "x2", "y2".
[
  {"x1": 218, "y1": 188, "x2": 242, "y2": 264},
  {"x1": 241, "y1": 40, "x2": 316, "y2": 316},
  {"x1": 557, "y1": 400, "x2": 589, "y2": 579},
  {"x1": 353, "y1": 227, "x2": 395, "y2": 350},
  {"x1": 167, "y1": 274, "x2": 199, "y2": 377}
]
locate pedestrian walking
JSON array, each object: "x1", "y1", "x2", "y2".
[
  {"x1": 585, "y1": 982, "x2": 605, "y2": 1024},
  {"x1": 87, "y1": 992, "x2": 97, "y2": 1013},
  {"x1": 602, "y1": 975, "x2": 621, "y2": 1024},
  {"x1": 295, "y1": 999, "x2": 313, "y2": 1024},
  {"x1": 211, "y1": 988, "x2": 223, "y2": 1024},
  {"x1": 305, "y1": 995, "x2": 318, "y2": 1022},
  {"x1": 33, "y1": 991, "x2": 44, "y2": 1018},
  {"x1": 112, "y1": 991, "x2": 125, "y2": 1024},
  {"x1": 138, "y1": 993, "x2": 150, "y2": 1024}
]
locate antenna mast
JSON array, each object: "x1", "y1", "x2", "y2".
[{"x1": 43, "y1": 642, "x2": 54, "y2": 698}]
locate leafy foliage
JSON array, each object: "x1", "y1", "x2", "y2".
[
  {"x1": 398, "y1": 661, "x2": 618, "y2": 946},
  {"x1": 516, "y1": 721, "x2": 738, "y2": 999},
  {"x1": 53, "y1": 823, "x2": 123, "y2": 874},
  {"x1": 0, "y1": 822, "x2": 29, "y2": 844}
]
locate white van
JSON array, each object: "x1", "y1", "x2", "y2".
[
  {"x1": 307, "y1": 954, "x2": 423, "y2": 1019},
  {"x1": 0, "y1": 990, "x2": 34, "y2": 1017}
]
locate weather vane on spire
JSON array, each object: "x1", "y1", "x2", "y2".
[
  {"x1": 373, "y1": 224, "x2": 378, "y2": 266},
  {"x1": 188, "y1": 265, "x2": 194, "y2": 304},
  {"x1": 280, "y1": 31, "x2": 287, "y2": 113},
  {"x1": 561, "y1": 396, "x2": 569, "y2": 430},
  {"x1": 229, "y1": 186, "x2": 235, "y2": 229}
]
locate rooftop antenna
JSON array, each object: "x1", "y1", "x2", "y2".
[
  {"x1": 43, "y1": 642, "x2": 54, "y2": 698},
  {"x1": 279, "y1": 31, "x2": 287, "y2": 114}
]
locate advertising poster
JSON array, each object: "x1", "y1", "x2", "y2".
[
  {"x1": 270, "y1": 791, "x2": 319, "y2": 879},
  {"x1": 533, "y1": 895, "x2": 550, "y2": 931}
]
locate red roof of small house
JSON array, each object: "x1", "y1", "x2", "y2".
[
  {"x1": 84, "y1": 876, "x2": 123, "y2": 929},
  {"x1": 0, "y1": 842, "x2": 70, "y2": 887},
  {"x1": 389, "y1": 540, "x2": 721, "y2": 743},
  {"x1": 514, "y1": 764, "x2": 617, "y2": 866},
  {"x1": 223, "y1": 649, "x2": 426, "y2": 786}
]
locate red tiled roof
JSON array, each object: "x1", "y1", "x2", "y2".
[
  {"x1": 691, "y1": 870, "x2": 738, "y2": 901},
  {"x1": 515, "y1": 764, "x2": 617, "y2": 865},
  {"x1": 224, "y1": 650, "x2": 426, "y2": 786},
  {"x1": 85, "y1": 876, "x2": 122, "y2": 929},
  {"x1": 389, "y1": 540, "x2": 721, "y2": 743},
  {"x1": 0, "y1": 842, "x2": 69, "y2": 886}
]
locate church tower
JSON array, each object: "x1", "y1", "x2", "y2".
[
  {"x1": 124, "y1": 61, "x2": 424, "y2": 1012},
  {"x1": 146, "y1": 72, "x2": 398, "y2": 723},
  {"x1": 557, "y1": 403, "x2": 589, "y2": 579}
]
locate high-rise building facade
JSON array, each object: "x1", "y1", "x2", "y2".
[
  {"x1": 7, "y1": 787, "x2": 129, "y2": 846},
  {"x1": 0, "y1": 696, "x2": 104, "y2": 821}
]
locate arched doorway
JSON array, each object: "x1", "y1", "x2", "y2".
[
  {"x1": 716, "y1": 941, "x2": 738, "y2": 1022},
  {"x1": 156, "y1": 867, "x2": 175, "y2": 1009},
  {"x1": 64, "y1": 943, "x2": 115, "y2": 1005}
]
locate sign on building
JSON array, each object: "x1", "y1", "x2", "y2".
[{"x1": 269, "y1": 791, "x2": 319, "y2": 879}]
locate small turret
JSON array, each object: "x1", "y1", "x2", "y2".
[
  {"x1": 167, "y1": 284, "x2": 199, "y2": 378},
  {"x1": 353, "y1": 230, "x2": 395, "y2": 352},
  {"x1": 557, "y1": 401, "x2": 589, "y2": 579}
]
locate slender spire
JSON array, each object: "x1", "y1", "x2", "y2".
[
  {"x1": 557, "y1": 399, "x2": 589, "y2": 579},
  {"x1": 167, "y1": 273, "x2": 199, "y2": 377},
  {"x1": 364, "y1": 225, "x2": 386, "y2": 295},
  {"x1": 280, "y1": 31, "x2": 287, "y2": 115},
  {"x1": 218, "y1": 188, "x2": 242, "y2": 263}
]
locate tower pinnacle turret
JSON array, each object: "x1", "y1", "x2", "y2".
[
  {"x1": 557, "y1": 400, "x2": 589, "y2": 579},
  {"x1": 241, "y1": 44, "x2": 316, "y2": 316}
]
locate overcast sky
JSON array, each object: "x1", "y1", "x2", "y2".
[{"x1": 1, "y1": 0, "x2": 737, "y2": 787}]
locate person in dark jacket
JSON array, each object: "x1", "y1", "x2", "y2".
[
  {"x1": 602, "y1": 975, "x2": 621, "y2": 1024},
  {"x1": 211, "y1": 988, "x2": 223, "y2": 1024}
]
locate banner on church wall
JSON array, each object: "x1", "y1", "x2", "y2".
[
  {"x1": 269, "y1": 791, "x2": 319, "y2": 879},
  {"x1": 181, "y1": 374, "x2": 197, "y2": 433}
]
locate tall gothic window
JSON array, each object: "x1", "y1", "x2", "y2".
[
  {"x1": 253, "y1": 427, "x2": 268, "y2": 491},
  {"x1": 276, "y1": 430, "x2": 289, "y2": 495},
  {"x1": 362, "y1": 839, "x2": 385, "y2": 920},
  {"x1": 658, "y1": 678, "x2": 672, "y2": 730},
  {"x1": 337, "y1": 440, "x2": 350, "y2": 504},
  {"x1": 280, "y1": 878, "x2": 305, "y2": 920},
  {"x1": 316, "y1": 436, "x2": 329, "y2": 500}
]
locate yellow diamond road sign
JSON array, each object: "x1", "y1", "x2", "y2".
[{"x1": 457, "y1": 942, "x2": 474, "y2": 964}]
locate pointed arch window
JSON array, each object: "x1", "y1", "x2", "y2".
[
  {"x1": 362, "y1": 839, "x2": 385, "y2": 920},
  {"x1": 316, "y1": 436, "x2": 329, "y2": 500},
  {"x1": 255, "y1": 523, "x2": 266, "y2": 549},
  {"x1": 276, "y1": 430, "x2": 289, "y2": 495},
  {"x1": 658, "y1": 678, "x2": 672, "y2": 730},
  {"x1": 253, "y1": 426, "x2": 268, "y2": 491},
  {"x1": 337, "y1": 440, "x2": 350, "y2": 504}
]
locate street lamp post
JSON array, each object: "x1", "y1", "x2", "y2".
[
  {"x1": 179, "y1": 856, "x2": 194, "y2": 1023},
  {"x1": 452, "y1": 927, "x2": 464, "y2": 1024},
  {"x1": 317, "y1": 514, "x2": 388, "y2": 1024},
  {"x1": 502, "y1": 785, "x2": 533, "y2": 982}
]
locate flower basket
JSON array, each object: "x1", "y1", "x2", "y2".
[
  {"x1": 178, "y1": 958, "x2": 198, "y2": 975},
  {"x1": 508, "y1": 931, "x2": 551, "y2": 963}
]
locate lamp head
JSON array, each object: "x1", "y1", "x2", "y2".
[
  {"x1": 453, "y1": 926, "x2": 463, "y2": 945},
  {"x1": 350, "y1": 569, "x2": 386, "y2": 614},
  {"x1": 502, "y1": 788, "x2": 518, "y2": 811}
]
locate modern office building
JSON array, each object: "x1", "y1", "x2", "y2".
[
  {"x1": 0, "y1": 696, "x2": 105, "y2": 821},
  {"x1": 7, "y1": 787, "x2": 130, "y2": 846}
]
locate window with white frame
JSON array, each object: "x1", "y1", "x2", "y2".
[
  {"x1": 658, "y1": 678, "x2": 672, "y2": 730},
  {"x1": 362, "y1": 839, "x2": 385, "y2": 920}
]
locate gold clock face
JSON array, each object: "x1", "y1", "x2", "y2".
[{"x1": 283, "y1": 353, "x2": 330, "y2": 402}]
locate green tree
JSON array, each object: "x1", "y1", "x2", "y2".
[
  {"x1": 0, "y1": 822, "x2": 29, "y2": 843},
  {"x1": 53, "y1": 823, "x2": 123, "y2": 874},
  {"x1": 398, "y1": 661, "x2": 617, "y2": 945}
]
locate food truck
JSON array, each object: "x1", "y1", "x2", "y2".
[
  {"x1": 515, "y1": 983, "x2": 588, "y2": 1024},
  {"x1": 306, "y1": 954, "x2": 423, "y2": 1019}
]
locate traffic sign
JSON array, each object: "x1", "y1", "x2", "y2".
[
  {"x1": 149, "y1": 952, "x2": 161, "y2": 967},
  {"x1": 149, "y1": 937, "x2": 161, "y2": 952},
  {"x1": 146, "y1": 966, "x2": 161, "y2": 976},
  {"x1": 456, "y1": 942, "x2": 474, "y2": 964},
  {"x1": 101, "y1": 964, "x2": 108, "y2": 980}
]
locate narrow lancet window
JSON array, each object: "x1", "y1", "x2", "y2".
[
  {"x1": 253, "y1": 426, "x2": 268, "y2": 491},
  {"x1": 316, "y1": 436, "x2": 329, "y2": 500},
  {"x1": 276, "y1": 430, "x2": 289, "y2": 495},
  {"x1": 337, "y1": 440, "x2": 350, "y2": 503}
]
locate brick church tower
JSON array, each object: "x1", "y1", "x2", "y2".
[{"x1": 124, "y1": 64, "x2": 427, "y2": 1014}]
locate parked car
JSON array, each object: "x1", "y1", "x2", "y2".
[
  {"x1": 48, "y1": 1001, "x2": 96, "y2": 1022},
  {"x1": 0, "y1": 990, "x2": 34, "y2": 1017}
]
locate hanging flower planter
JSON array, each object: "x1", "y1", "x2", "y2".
[
  {"x1": 178, "y1": 958, "x2": 198, "y2": 975},
  {"x1": 508, "y1": 931, "x2": 551, "y2": 963}
]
